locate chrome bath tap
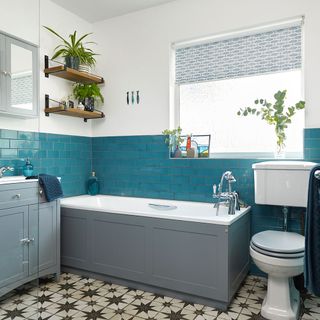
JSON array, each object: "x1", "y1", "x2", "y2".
[
  {"x1": 213, "y1": 171, "x2": 240, "y2": 215},
  {"x1": 0, "y1": 166, "x2": 14, "y2": 178}
]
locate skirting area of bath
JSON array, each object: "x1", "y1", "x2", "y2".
[{"x1": 60, "y1": 195, "x2": 251, "y2": 309}]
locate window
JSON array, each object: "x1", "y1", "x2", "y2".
[{"x1": 173, "y1": 21, "x2": 304, "y2": 157}]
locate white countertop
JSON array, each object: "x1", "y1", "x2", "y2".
[{"x1": 0, "y1": 176, "x2": 38, "y2": 185}]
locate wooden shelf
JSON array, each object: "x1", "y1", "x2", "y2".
[
  {"x1": 45, "y1": 106, "x2": 105, "y2": 122},
  {"x1": 44, "y1": 65, "x2": 104, "y2": 84}
]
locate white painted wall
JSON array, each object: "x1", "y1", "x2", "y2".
[
  {"x1": 0, "y1": 0, "x2": 95, "y2": 136},
  {"x1": 1, "y1": 0, "x2": 319, "y2": 137},
  {"x1": 92, "y1": 0, "x2": 320, "y2": 137},
  {"x1": 39, "y1": 0, "x2": 94, "y2": 136},
  {"x1": 0, "y1": 0, "x2": 39, "y2": 132},
  {"x1": 0, "y1": 0, "x2": 40, "y2": 45}
]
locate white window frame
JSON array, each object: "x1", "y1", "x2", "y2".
[{"x1": 170, "y1": 17, "x2": 305, "y2": 159}]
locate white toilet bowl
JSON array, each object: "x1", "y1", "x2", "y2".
[{"x1": 250, "y1": 230, "x2": 305, "y2": 320}]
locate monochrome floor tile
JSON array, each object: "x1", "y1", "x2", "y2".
[{"x1": 0, "y1": 274, "x2": 320, "y2": 320}]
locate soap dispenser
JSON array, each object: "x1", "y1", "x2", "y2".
[
  {"x1": 88, "y1": 171, "x2": 99, "y2": 196},
  {"x1": 23, "y1": 158, "x2": 34, "y2": 177}
]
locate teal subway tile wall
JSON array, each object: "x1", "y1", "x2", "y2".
[
  {"x1": 304, "y1": 128, "x2": 320, "y2": 160},
  {"x1": 1, "y1": 127, "x2": 320, "y2": 232},
  {"x1": 39, "y1": 133, "x2": 92, "y2": 196},
  {"x1": 0, "y1": 129, "x2": 91, "y2": 196},
  {"x1": 92, "y1": 135, "x2": 311, "y2": 237},
  {"x1": 1, "y1": 127, "x2": 320, "y2": 274},
  {"x1": 0, "y1": 129, "x2": 40, "y2": 175}
]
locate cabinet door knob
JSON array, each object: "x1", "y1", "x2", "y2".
[
  {"x1": 20, "y1": 238, "x2": 30, "y2": 245},
  {"x1": 0, "y1": 70, "x2": 11, "y2": 77},
  {"x1": 39, "y1": 189, "x2": 43, "y2": 196},
  {"x1": 14, "y1": 193, "x2": 21, "y2": 199}
]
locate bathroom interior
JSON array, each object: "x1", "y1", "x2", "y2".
[{"x1": 0, "y1": 0, "x2": 320, "y2": 320}]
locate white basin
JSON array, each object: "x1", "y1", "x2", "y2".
[{"x1": 0, "y1": 176, "x2": 31, "y2": 185}]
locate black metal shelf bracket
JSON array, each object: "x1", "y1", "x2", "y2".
[
  {"x1": 45, "y1": 94, "x2": 49, "y2": 116},
  {"x1": 44, "y1": 55, "x2": 49, "y2": 78}
]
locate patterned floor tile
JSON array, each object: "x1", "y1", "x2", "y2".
[
  {"x1": 0, "y1": 304, "x2": 37, "y2": 320},
  {"x1": 155, "y1": 308, "x2": 196, "y2": 320},
  {"x1": 1, "y1": 273, "x2": 320, "y2": 320},
  {"x1": 126, "y1": 288, "x2": 156, "y2": 302},
  {"x1": 124, "y1": 299, "x2": 164, "y2": 318}
]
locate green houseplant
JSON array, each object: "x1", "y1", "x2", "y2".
[
  {"x1": 162, "y1": 126, "x2": 184, "y2": 158},
  {"x1": 73, "y1": 83, "x2": 104, "y2": 111},
  {"x1": 237, "y1": 90, "x2": 305, "y2": 157},
  {"x1": 44, "y1": 26, "x2": 97, "y2": 70}
]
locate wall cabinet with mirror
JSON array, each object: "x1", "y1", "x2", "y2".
[{"x1": 0, "y1": 32, "x2": 38, "y2": 117}]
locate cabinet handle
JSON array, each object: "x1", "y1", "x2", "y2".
[
  {"x1": 0, "y1": 70, "x2": 11, "y2": 77},
  {"x1": 20, "y1": 238, "x2": 34, "y2": 245},
  {"x1": 20, "y1": 238, "x2": 30, "y2": 245},
  {"x1": 14, "y1": 193, "x2": 21, "y2": 199}
]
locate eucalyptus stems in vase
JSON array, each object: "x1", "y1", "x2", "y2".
[{"x1": 237, "y1": 90, "x2": 305, "y2": 157}]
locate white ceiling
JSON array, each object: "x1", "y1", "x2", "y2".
[{"x1": 51, "y1": 0, "x2": 178, "y2": 22}]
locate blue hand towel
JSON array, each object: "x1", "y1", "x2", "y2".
[
  {"x1": 39, "y1": 174, "x2": 63, "y2": 202},
  {"x1": 305, "y1": 165, "x2": 320, "y2": 296}
]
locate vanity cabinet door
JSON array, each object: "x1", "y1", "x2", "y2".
[
  {"x1": 28, "y1": 204, "x2": 39, "y2": 276},
  {"x1": 4, "y1": 35, "x2": 38, "y2": 117},
  {"x1": 0, "y1": 206, "x2": 29, "y2": 291},
  {"x1": 38, "y1": 201, "x2": 57, "y2": 272},
  {"x1": 0, "y1": 34, "x2": 6, "y2": 111}
]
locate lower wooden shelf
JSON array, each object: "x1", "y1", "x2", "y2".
[{"x1": 45, "y1": 106, "x2": 105, "y2": 122}]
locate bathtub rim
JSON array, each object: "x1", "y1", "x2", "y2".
[{"x1": 60, "y1": 194, "x2": 250, "y2": 226}]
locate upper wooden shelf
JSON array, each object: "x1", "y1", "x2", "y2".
[{"x1": 44, "y1": 65, "x2": 104, "y2": 84}]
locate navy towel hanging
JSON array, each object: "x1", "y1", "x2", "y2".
[{"x1": 305, "y1": 165, "x2": 320, "y2": 296}]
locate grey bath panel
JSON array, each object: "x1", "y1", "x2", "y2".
[
  {"x1": 89, "y1": 214, "x2": 146, "y2": 279},
  {"x1": 228, "y1": 213, "x2": 250, "y2": 300},
  {"x1": 150, "y1": 225, "x2": 227, "y2": 301},
  {"x1": 61, "y1": 207, "x2": 250, "y2": 308},
  {"x1": 61, "y1": 211, "x2": 89, "y2": 269}
]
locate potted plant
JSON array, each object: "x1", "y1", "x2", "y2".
[
  {"x1": 162, "y1": 126, "x2": 184, "y2": 158},
  {"x1": 237, "y1": 90, "x2": 305, "y2": 157},
  {"x1": 44, "y1": 26, "x2": 97, "y2": 71},
  {"x1": 73, "y1": 83, "x2": 104, "y2": 111},
  {"x1": 78, "y1": 45, "x2": 97, "y2": 73}
]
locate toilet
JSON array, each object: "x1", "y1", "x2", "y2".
[{"x1": 251, "y1": 161, "x2": 316, "y2": 320}]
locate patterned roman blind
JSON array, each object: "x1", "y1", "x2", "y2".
[{"x1": 175, "y1": 25, "x2": 302, "y2": 85}]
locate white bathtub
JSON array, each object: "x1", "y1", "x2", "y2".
[{"x1": 60, "y1": 195, "x2": 250, "y2": 225}]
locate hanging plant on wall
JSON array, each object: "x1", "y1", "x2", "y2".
[
  {"x1": 237, "y1": 90, "x2": 305, "y2": 157},
  {"x1": 44, "y1": 26, "x2": 97, "y2": 71}
]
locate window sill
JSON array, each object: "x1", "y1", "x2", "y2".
[{"x1": 169, "y1": 152, "x2": 304, "y2": 160}]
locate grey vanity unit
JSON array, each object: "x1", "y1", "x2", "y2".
[
  {"x1": 0, "y1": 181, "x2": 60, "y2": 297},
  {"x1": 61, "y1": 208, "x2": 250, "y2": 309}
]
